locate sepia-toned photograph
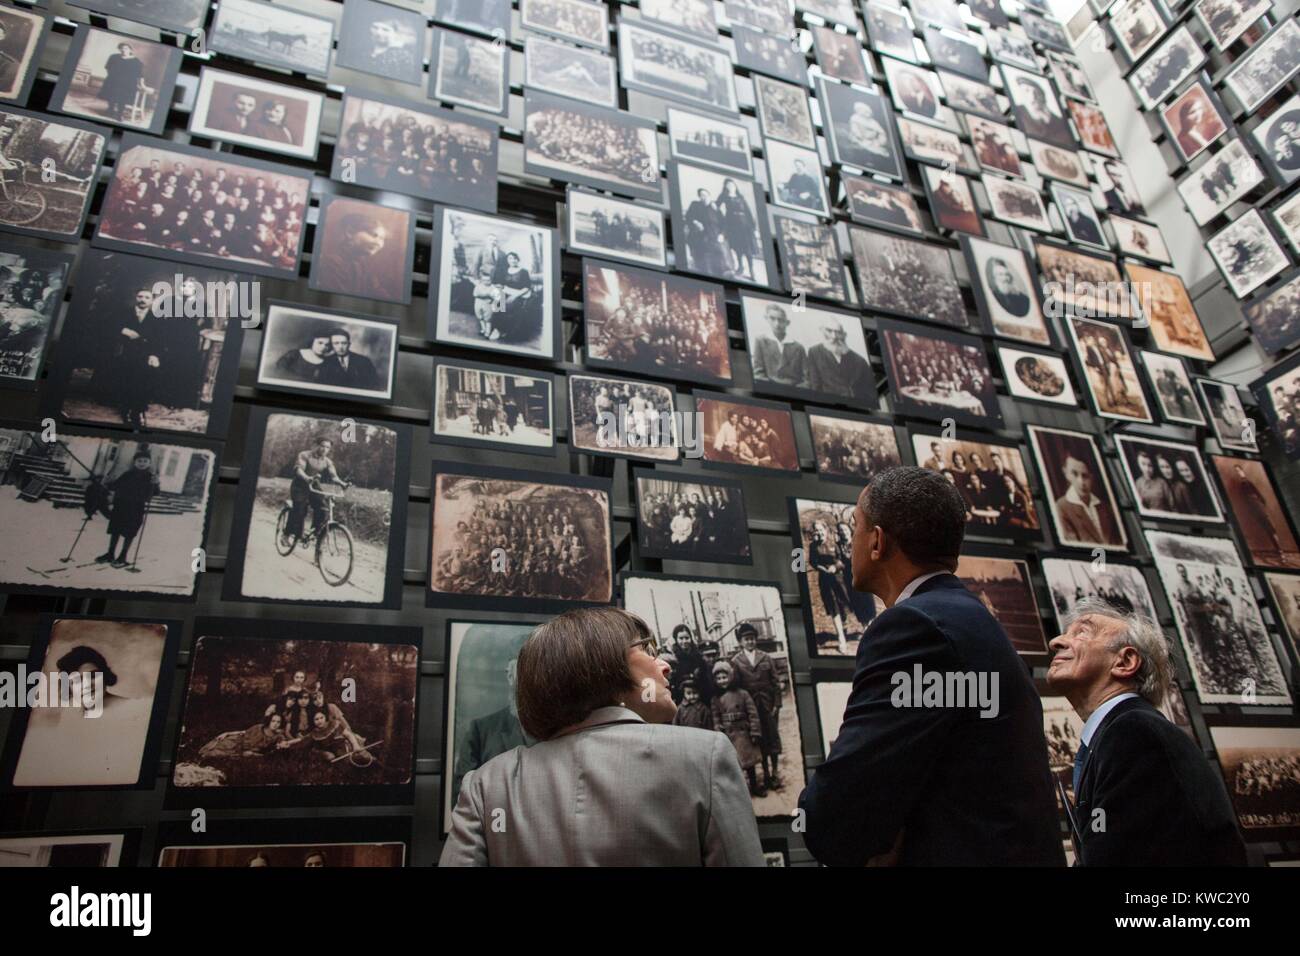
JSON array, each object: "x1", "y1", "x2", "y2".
[
  {"x1": 1066, "y1": 315, "x2": 1153, "y2": 423},
  {"x1": 433, "y1": 358, "x2": 555, "y2": 456},
  {"x1": 766, "y1": 140, "x2": 830, "y2": 217},
  {"x1": 849, "y1": 227, "x2": 969, "y2": 328},
  {"x1": 955, "y1": 555, "x2": 1049, "y2": 656},
  {"x1": 1053, "y1": 181, "x2": 1108, "y2": 250},
  {"x1": 741, "y1": 292, "x2": 872, "y2": 407},
  {"x1": 1129, "y1": 26, "x2": 1207, "y2": 110},
  {"x1": 1003, "y1": 65, "x2": 1075, "y2": 149},
  {"x1": 984, "y1": 175, "x2": 1053, "y2": 232},
  {"x1": 1140, "y1": 349, "x2": 1205, "y2": 426},
  {"x1": 734, "y1": 24, "x2": 804, "y2": 83},
  {"x1": 1125, "y1": 263, "x2": 1214, "y2": 360},
  {"x1": 1068, "y1": 100, "x2": 1119, "y2": 157},
  {"x1": 754, "y1": 73, "x2": 816, "y2": 147},
  {"x1": 1207, "y1": 208, "x2": 1289, "y2": 299},
  {"x1": 1253, "y1": 351, "x2": 1300, "y2": 460},
  {"x1": 335, "y1": 0, "x2": 426, "y2": 86},
  {"x1": 924, "y1": 26, "x2": 987, "y2": 82},
  {"x1": 878, "y1": 320, "x2": 1003, "y2": 428},
  {"x1": 433, "y1": 0, "x2": 511, "y2": 37},
  {"x1": 1042, "y1": 556, "x2": 1158, "y2": 630},
  {"x1": 1210, "y1": 727, "x2": 1300, "y2": 838},
  {"x1": 911, "y1": 0, "x2": 965, "y2": 29},
  {"x1": 967, "y1": 113, "x2": 1023, "y2": 178},
  {"x1": 308, "y1": 195, "x2": 415, "y2": 305},
  {"x1": 913, "y1": 431, "x2": 1040, "y2": 539},
  {"x1": 1027, "y1": 423, "x2": 1128, "y2": 551},
  {"x1": 1160, "y1": 78, "x2": 1230, "y2": 163},
  {"x1": 864, "y1": 2, "x2": 918, "y2": 62},
  {"x1": 637, "y1": 472, "x2": 751, "y2": 565},
  {"x1": 255, "y1": 303, "x2": 397, "y2": 405},
  {"x1": 1048, "y1": 50, "x2": 1097, "y2": 102},
  {"x1": 49, "y1": 26, "x2": 180, "y2": 135},
  {"x1": 921, "y1": 165, "x2": 984, "y2": 236},
  {"x1": 521, "y1": 0, "x2": 610, "y2": 49},
  {"x1": 883, "y1": 57, "x2": 946, "y2": 125},
  {"x1": 1115, "y1": 434, "x2": 1223, "y2": 522},
  {"x1": 1194, "y1": 0, "x2": 1270, "y2": 50},
  {"x1": 669, "y1": 160, "x2": 777, "y2": 286},
  {"x1": 1021, "y1": 9, "x2": 1071, "y2": 49},
  {"x1": 568, "y1": 372, "x2": 680, "y2": 463},
  {"x1": 897, "y1": 115, "x2": 968, "y2": 169},
  {"x1": 844, "y1": 174, "x2": 925, "y2": 235},
  {"x1": 1111, "y1": 215, "x2": 1172, "y2": 264},
  {"x1": 666, "y1": 106, "x2": 752, "y2": 177},
  {"x1": 209, "y1": 0, "x2": 335, "y2": 78},
  {"x1": 697, "y1": 392, "x2": 800, "y2": 474},
  {"x1": 1109, "y1": 0, "x2": 1167, "y2": 63},
  {"x1": 1099, "y1": 157, "x2": 1147, "y2": 217},
  {"x1": 566, "y1": 187, "x2": 666, "y2": 269},
  {"x1": 1222, "y1": 17, "x2": 1300, "y2": 113},
  {"x1": 941, "y1": 71, "x2": 1004, "y2": 122},
  {"x1": 962, "y1": 235, "x2": 1051, "y2": 346},
  {"x1": 623, "y1": 573, "x2": 806, "y2": 815},
  {"x1": 773, "y1": 215, "x2": 852, "y2": 304},
  {"x1": 791, "y1": 497, "x2": 883, "y2": 658},
  {"x1": 430, "y1": 27, "x2": 508, "y2": 116},
  {"x1": 1041, "y1": 694, "x2": 1085, "y2": 807},
  {"x1": 1036, "y1": 241, "x2": 1137, "y2": 320},
  {"x1": 998, "y1": 345, "x2": 1078, "y2": 407},
  {"x1": 812, "y1": 25, "x2": 870, "y2": 86},
  {"x1": 818, "y1": 79, "x2": 904, "y2": 181},
  {"x1": 808, "y1": 410, "x2": 901, "y2": 485},
  {"x1": 524, "y1": 35, "x2": 617, "y2": 108},
  {"x1": 188, "y1": 68, "x2": 323, "y2": 161},
  {"x1": 1211, "y1": 455, "x2": 1300, "y2": 569},
  {"x1": 641, "y1": 0, "x2": 718, "y2": 40},
  {"x1": 619, "y1": 20, "x2": 737, "y2": 114},
  {"x1": 725, "y1": 0, "x2": 791, "y2": 36},
  {"x1": 0, "y1": 107, "x2": 106, "y2": 244},
  {"x1": 1265, "y1": 573, "x2": 1300, "y2": 657},
  {"x1": 1274, "y1": 192, "x2": 1300, "y2": 256},
  {"x1": 524, "y1": 90, "x2": 661, "y2": 201},
  {"x1": 0, "y1": 832, "x2": 128, "y2": 867},
  {"x1": 0, "y1": 3, "x2": 49, "y2": 106},
  {"x1": 0, "y1": 427, "x2": 218, "y2": 598},
  {"x1": 1030, "y1": 138, "x2": 1090, "y2": 186},
  {"x1": 986, "y1": 26, "x2": 1038, "y2": 72},
  {"x1": 1197, "y1": 377, "x2": 1257, "y2": 452},
  {"x1": 0, "y1": 242, "x2": 73, "y2": 389},
  {"x1": 1242, "y1": 273, "x2": 1300, "y2": 356}
]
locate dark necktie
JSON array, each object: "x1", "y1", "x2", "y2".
[{"x1": 1072, "y1": 740, "x2": 1090, "y2": 798}]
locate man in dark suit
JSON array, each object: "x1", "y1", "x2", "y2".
[
  {"x1": 319, "y1": 328, "x2": 380, "y2": 391},
  {"x1": 1046, "y1": 598, "x2": 1247, "y2": 866},
  {"x1": 798, "y1": 467, "x2": 1065, "y2": 866}
]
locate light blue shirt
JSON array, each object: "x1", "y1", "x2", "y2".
[{"x1": 1080, "y1": 692, "x2": 1141, "y2": 746}]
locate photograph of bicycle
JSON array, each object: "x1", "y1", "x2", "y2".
[{"x1": 0, "y1": 106, "x2": 105, "y2": 242}]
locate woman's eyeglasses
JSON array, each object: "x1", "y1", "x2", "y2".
[{"x1": 629, "y1": 637, "x2": 660, "y2": 659}]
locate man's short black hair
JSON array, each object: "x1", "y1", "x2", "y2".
[{"x1": 858, "y1": 466, "x2": 965, "y2": 568}]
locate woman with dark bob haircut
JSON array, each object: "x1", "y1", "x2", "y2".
[{"x1": 439, "y1": 606, "x2": 764, "y2": 866}]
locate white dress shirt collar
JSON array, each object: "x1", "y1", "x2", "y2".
[
  {"x1": 896, "y1": 570, "x2": 950, "y2": 605},
  {"x1": 1081, "y1": 692, "x2": 1141, "y2": 746}
]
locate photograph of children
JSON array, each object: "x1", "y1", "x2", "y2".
[
  {"x1": 568, "y1": 372, "x2": 680, "y2": 463},
  {"x1": 955, "y1": 555, "x2": 1049, "y2": 656},
  {"x1": 1135, "y1": 350, "x2": 1202, "y2": 427},
  {"x1": 1196, "y1": 377, "x2": 1258, "y2": 452},
  {"x1": 850, "y1": 228, "x2": 969, "y2": 328},
  {"x1": 844, "y1": 174, "x2": 925, "y2": 235},
  {"x1": 741, "y1": 293, "x2": 872, "y2": 407},
  {"x1": 1125, "y1": 263, "x2": 1215, "y2": 360},
  {"x1": 755, "y1": 73, "x2": 816, "y2": 147},
  {"x1": 815, "y1": 681, "x2": 852, "y2": 757},
  {"x1": 442, "y1": 621, "x2": 533, "y2": 829},
  {"x1": 1048, "y1": 50, "x2": 1096, "y2": 102},
  {"x1": 1041, "y1": 695, "x2": 1084, "y2": 806},
  {"x1": 767, "y1": 140, "x2": 830, "y2": 217},
  {"x1": 0, "y1": 832, "x2": 129, "y2": 867},
  {"x1": 46, "y1": 251, "x2": 244, "y2": 437},
  {"x1": 1159, "y1": 79, "x2": 1229, "y2": 164},
  {"x1": 524, "y1": 36, "x2": 617, "y2": 108},
  {"x1": 336, "y1": 0, "x2": 426, "y2": 86},
  {"x1": 1029, "y1": 138, "x2": 1090, "y2": 186},
  {"x1": 924, "y1": 26, "x2": 987, "y2": 82},
  {"x1": 428, "y1": 463, "x2": 614, "y2": 610},
  {"x1": 0, "y1": 242, "x2": 73, "y2": 389},
  {"x1": 666, "y1": 106, "x2": 752, "y2": 176},
  {"x1": 566, "y1": 187, "x2": 667, "y2": 270},
  {"x1": 1111, "y1": 215, "x2": 1172, "y2": 264},
  {"x1": 1265, "y1": 572, "x2": 1300, "y2": 654},
  {"x1": 1254, "y1": 353, "x2": 1300, "y2": 460},
  {"x1": 333, "y1": 93, "x2": 499, "y2": 213},
  {"x1": 1176, "y1": 140, "x2": 1263, "y2": 226},
  {"x1": 774, "y1": 215, "x2": 853, "y2": 304},
  {"x1": 734, "y1": 24, "x2": 804, "y2": 83},
  {"x1": 808, "y1": 411, "x2": 902, "y2": 485},
  {"x1": 911, "y1": 432, "x2": 1041, "y2": 539},
  {"x1": 1211, "y1": 455, "x2": 1300, "y2": 569},
  {"x1": 434, "y1": 0, "x2": 510, "y2": 36},
  {"x1": 922, "y1": 166, "x2": 985, "y2": 236},
  {"x1": 812, "y1": 25, "x2": 870, "y2": 86},
  {"x1": 521, "y1": 0, "x2": 610, "y2": 49},
  {"x1": 168, "y1": 620, "x2": 421, "y2": 805},
  {"x1": 222, "y1": 410, "x2": 409, "y2": 609},
  {"x1": 967, "y1": 114, "x2": 1024, "y2": 178},
  {"x1": 1042, "y1": 557, "x2": 1159, "y2": 630},
  {"x1": 94, "y1": 138, "x2": 309, "y2": 280},
  {"x1": 1003, "y1": 65, "x2": 1075, "y2": 150},
  {"x1": 622, "y1": 573, "x2": 806, "y2": 815},
  {"x1": 864, "y1": 2, "x2": 918, "y2": 62},
  {"x1": 1027, "y1": 424, "x2": 1129, "y2": 551},
  {"x1": 984, "y1": 175, "x2": 1053, "y2": 232},
  {"x1": 0, "y1": 107, "x2": 106, "y2": 244},
  {"x1": 791, "y1": 497, "x2": 884, "y2": 657},
  {"x1": 209, "y1": 0, "x2": 335, "y2": 78},
  {"x1": 68, "y1": 0, "x2": 209, "y2": 34},
  {"x1": 636, "y1": 472, "x2": 751, "y2": 565},
  {"x1": 0, "y1": 3, "x2": 49, "y2": 106},
  {"x1": 725, "y1": 0, "x2": 791, "y2": 36},
  {"x1": 188, "y1": 68, "x2": 323, "y2": 161},
  {"x1": 619, "y1": 21, "x2": 737, "y2": 114},
  {"x1": 583, "y1": 259, "x2": 731, "y2": 385},
  {"x1": 1067, "y1": 100, "x2": 1118, "y2": 158},
  {"x1": 1208, "y1": 209, "x2": 1290, "y2": 300},
  {"x1": 48, "y1": 26, "x2": 179, "y2": 135},
  {"x1": 1116, "y1": 434, "x2": 1223, "y2": 522},
  {"x1": 524, "y1": 90, "x2": 661, "y2": 202},
  {"x1": 433, "y1": 359, "x2": 555, "y2": 456},
  {"x1": 669, "y1": 160, "x2": 777, "y2": 286},
  {"x1": 1035, "y1": 241, "x2": 1138, "y2": 320},
  {"x1": 1210, "y1": 727, "x2": 1300, "y2": 838},
  {"x1": 1147, "y1": 531, "x2": 1291, "y2": 705},
  {"x1": 1222, "y1": 18, "x2": 1300, "y2": 113},
  {"x1": 818, "y1": 79, "x2": 904, "y2": 181},
  {"x1": 430, "y1": 27, "x2": 508, "y2": 115},
  {"x1": 430, "y1": 206, "x2": 559, "y2": 360},
  {"x1": 0, "y1": 427, "x2": 218, "y2": 597},
  {"x1": 255, "y1": 304, "x2": 397, "y2": 404},
  {"x1": 997, "y1": 345, "x2": 1078, "y2": 407},
  {"x1": 697, "y1": 393, "x2": 800, "y2": 474},
  {"x1": 879, "y1": 320, "x2": 1003, "y2": 428},
  {"x1": 1109, "y1": 0, "x2": 1167, "y2": 63},
  {"x1": 309, "y1": 196, "x2": 414, "y2": 305},
  {"x1": 1, "y1": 615, "x2": 178, "y2": 789},
  {"x1": 962, "y1": 236, "x2": 1052, "y2": 346},
  {"x1": 642, "y1": 0, "x2": 718, "y2": 40},
  {"x1": 1066, "y1": 315, "x2": 1153, "y2": 423}
]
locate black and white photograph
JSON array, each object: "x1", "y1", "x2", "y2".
[
  {"x1": 45, "y1": 251, "x2": 244, "y2": 438},
  {"x1": 669, "y1": 160, "x2": 777, "y2": 286},
  {"x1": 955, "y1": 555, "x2": 1049, "y2": 656},
  {"x1": 0, "y1": 832, "x2": 131, "y2": 867},
  {"x1": 49, "y1": 26, "x2": 180, "y2": 135},
  {"x1": 524, "y1": 90, "x2": 661, "y2": 202},
  {"x1": 433, "y1": 358, "x2": 556, "y2": 456},
  {"x1": 1276, "y1": 192, "x2": 1300, "y2": 256},
  {"x1": 1036, "y1": 240, "x2": 1138, "y2": 321},
  {"x1": 1193, "y1": 0, "x2": 1269, "y2": 50},
  {"x1": 1069, "y1": 99, "x2": 1119, "y2": 158},
  {"x1": 157, "y1": 818, "x2": 410, "y2": 867},
  {"x1": 767, "y1": 140, "x2": 830, "y2": 217},
  {"x1": 189, "y1": 68, "x2": 323, "y2": 161},
  {"x1": 523, "y1": 35, "x2": 617, "y2": 108},
  {"x1": 773, "y1": 214, "x2": 853, "y2": 304},
  {"x1": 1197, "y1": 377, "x2": 1258, "y2": 452},
  {"x1": 1097, "y1": 157, "x2": 1147, "y2": 216},
  {"x1": 1207, "y1": 208, "x2": 1290, "y2": 299},
  {"x1": 790, "y1": 497, "x2": 882, "y2": 658},
  {"x1": 808, "y1": 410, "x2": 901, "y2": 485},
  {"x1": 968, "y1": 0, "x2": 1011, "y2": 27},
  {"x1": 1160, "y1": 77, "x2": 1231, "y2": 163},
  {"x1": 641, "y1": 0, "x2": 718, "y2": 40},
  {"x1": 967, "y1": 113, "x2": 1024, "y2": 178},
  {"x1": 0, "y1": 107, "x2": 106, "y2": 245},
  {"x1": 0, "y1": 615, "x2": 179, "y2": 790},
  {"x1": 1026, "y1": 423, "x2": 1129, "y2": 551},
  {"x1": 910, "y1": 0, "x2": 965, "y2": 29},
  {"x1": 209, "y1": 0, "x2": 336, "y2": 78},
  {"x1": 521, "y1": 0, "x2": 610, "y2": 49},
  {"x1": 636, "y1": 472, "x2": 751, "y2": 565},
  {"x1": 565, "y1": 187, "x2": 667, "y2": 269},
  {"x1": 878, "y1": 319, "x2": 1003, "y2": 428},
  {"x1": 733, "y1": 24, "x2": 804, "y2": 83},
  {"x1": 1003, "y1": 65, "x2": 1075, "y2": 149},
  {"x1": 619, "y1": 20, "x2": 737, "y2": 114},
  {"x1": 961, "y1": 235, "x2": 1053, "y2": 346},
  {"x1": 812, "y1": 25, "x2": 870, "y2": 87},
  {"x1": 1210, "y1": 727, "x2": 1300, "y2": 838},
  {"x1": 921, "y1": 165, "x2": 985, "y2": 236},
  {"x1": 568, "y1": 372, "x2": 680, "y2": 463},
  {"x1": 843, "y1": 173, "x2": 925, "y2": 235},
  {"x1": 797, "y1": 0, "x2": 858, "y2": 24},
  {"x1": 883, "y1": 58, "x2": 947, "y2": 125},
  {"x1": 309, "y1": 195, "x2": 415, "y2": 305},
  {"x1": 666, "y1": 106, "x2": 753, "y2": 177},
  {"x1": 1028, "y1": 138, "x2": 1090, "y2": 186},
  {"x1": 0, "y1": 3, "x2": 49, "y2": 106},
  {"x1": 1111, "y1": 215, "x2": 1172, "y2": 264},
  {"x1": 0, "y1": 242, "x2": 73, "y2": 390},
  {"x1": 924, "y1": 26, "x2": 987, "y2": 82},
  {"x1": 428, "y1": 462, "x2": 614, "y2": 611},
  {"x1": 725, "y1": 0, "x2": 791, "y2": 36},
  {"x1": 818, "y1": 78, "x2": 904, "y2": 180},
  {"x1": 334, "y1": 92, "x2": 499, "y2": 213},
  {"x1": 429, "y1": 27, "x2": 508, "y2": 116},
  {"x1": 94, "y1": 137, "x2": 309, "y2": 280},
  {"x1": 1131, "y1": 26, "x2": 1207, "y2": 110},
  {"x1": 1212, "y1": 454, "x2": 1300, "y2": 568},
  {"x1": 1052, "y1": 182, "x2": 1109, "y2": 250},
  {"x1": 863, "y1": 2, "x2": 918, "y2": 62},
  {"x1": 1140, "y1": 349, "x2": 1206, "y2": 426},
  {"x1": 223, "y1": 409, "x2": 409, "y2": 609},
  {"x1": 0, "y1": 426, "x2": 218, "y2": 598},
  {"x1": 1223, "y1": 18, "x2": 1300, "y2": 113},
  {"x1": 984, "y1": 175, "x2": 1054, "y2": 232},
  {"x1": 1066, "y1": 315, "x2": 1154, "y2": 423},
  {"x1": 335, "y1": 0, "x2": 426, "y2": 86},
  {"x1": 740, "y1": 292, "x2": 873, "y2": 407},
  {"x1": 433, "y1": 0, "x2": 511, "y2": 37},
  {"x1": 912, "y1": 431, "x2": 1041, "y2": 539},
  {"x1": 1264, "y1": 572, "x2": 1300, "y2": 653},
  {"x1": 985, "y1": 27, "x2": 1039, "y2": 72},
  {"x1": 1250, "y1": 93, "x2": 1300, "y2": 187},
  {"x1": 255, "y1": 303, "x2": 398, "y2": 405},
  {"x1": 816, "y1": 680, "x2": 852, "y2": 755},
  {"x1": 429, "y1": 206, "x2": 560, "y2": 360},
  {"x1": 1022, "y1": 9, "x2": 1072, "y2": 50},
  {"x1": 940, "y1": 71, "x2": 1005, "y2": 122},
  {"x1": 1242, "y1": 272, "x2": 1300, "y2": 356},
  {"x1": 622, "y1": 572, "x2": 806, "y2": 815},
  {"x1": 897, "y1": 116, "x2": 969, "y2": 170},
  {"x1": 1109, "y1": 0, "x2": 1169, "y2": 63},
  {"x1": 1047, "y1": 50, "x2": 1097, "y2": 102},
  {"x1": 849, "y1": 227, "x2": 969, "y2": 328},
  {"x1": 754, "y1": 73, "x2": 816, "y2": 147},
  {"x1": 67, "y1": 0, "x2": 209, "y2": 34},
  {"x1": 583, "y1": 259, "x2": 731, "y2": 385},
  {"x1": 1042, "y1": 557, "x2": 1158, "y2": 629},
  {"x1": 1116, "y1": 434, "x2": 1222, "y2": 523},
  {"x1": 1126, "y1": 262, "x2": 1215, "y2": 360},
  {"x1": 1251, "y1": 348, "x2": 1300, "y2": 459},
  {"x1": 697, "y1": 392, "x2": 800, "y2": 474},
  {"x1": 997, "y1": 345, "x2": 1078, "y2": 407},
  {"x1": 1147, "y1": 531, "x2": 1291, "y2": 705},
  {"x1": 168, "y1": 619, "x2": 421, "y2": 806}
]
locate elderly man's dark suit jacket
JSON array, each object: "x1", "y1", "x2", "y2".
[
  {"x1": 1073, "y1": 695, "x2": 1247, "y2": 866},
  {"x1": 799, "y1": 573, "x2": 1064, "y2": 866}
]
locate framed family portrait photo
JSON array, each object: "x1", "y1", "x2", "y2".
[
  {"x1": 843, "y1": 174, "x2": 926, "y2": 235},
  {"x1": 618, "y1": 20, "x2": 737, "y2": 115},
  {"x1": 1128, "y1": 26, "x2": 1207, "y2": 111},
  {"x1": 1222, "y1": 17, "x2": 1300, "y2": 113},
  {"x1": 1242, "y1": 272, "x2": 1300, "y2": 357},
  {"x1": 807, "y1": 409, "x2": 902, "y2": 486},
  {"x1": 635, "y1": 470, "x2": 752, "y2": 566},
  {"x1": 696, "y1": 391, "x2": 801, "y2": 476},
  {"x1": 1140, "y1": 349, "x2": 1205, "y2": 426},
  {"x1": 524, "y1": 90, "x2": 662, "y2": 202},
  {"x1": 997, "y1": 345, "x2": 1078, "y2": 407},
  {"x1": 49, "y1": 25, "x2": 181, "y2": 135},
  {"x1": 912, "y1": 428, "x2": 1042, "y2": 541},
  {"x1": 1065, "y1": 314, "x2": 1154, "y2": 424},
  {"x1": 790, "y1": 496, "x2": 883, "y2": 659},
  {"x1": 255, "y1": 303, "x2": 398, "y2": 405},
  {"x1": 877, "y1": 319, "x2": 1003, "y2": 429},
  {"x1": 568, "y1": 372, "x2": 681, "y2": 464},
  {"x1": 565, "y1": 187, "x2": 667, "y2": 270},
  {"x1": 188, "y1": 67, "x2": 323, "y2": 162},
  {"x1": 1115, "y1": 434, "x2": 1223, "y2": 523},
  {"x1": 740, "y1": 292, "x2": 873, "y2": 409},
  {"x1": 1110, "y1": 215, "x2": 1172, "y2": 264},
  {"x1": 1211, "y1": 454, "x2": 1300, "y2": 569},
  {"x1": 669, "y1": 160, "x2": 778, "y2": 287},
  {"x1": 1159, "y1": 77, "x2": 1231, "y2": 164},
  {"x1": 1197, "y1": 377, "x2": 1257, "y2": 452},
  {"x1": 432, "y1": 357, "x2": 556, "y2": 457},
  {"x1": 817, "y1": 78, "x2": 905, "y2": 181}
]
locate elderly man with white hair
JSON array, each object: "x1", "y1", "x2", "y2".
[{"x1": 1047, "y1": 598, "x2": 1246, "y2": 866}]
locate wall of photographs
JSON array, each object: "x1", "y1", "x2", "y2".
[{"x1": 0, "y1": 0, "x2": 1296, "y2": 868}]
